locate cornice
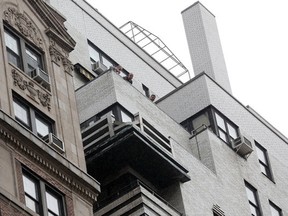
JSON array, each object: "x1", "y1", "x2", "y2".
[
  {"x1": 26, "y1": 0, "x2": 76, "y2": 52},
  {"x1": 0, "y1": 121, "x2": 99, "y2": 203}
]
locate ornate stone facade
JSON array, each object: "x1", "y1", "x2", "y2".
[
  {"x1": 3, "y1": 7, "x2": 43, "y2": 48},
  {"x1": 12, "y1": 69, "x2": 51, "y2": 111}
]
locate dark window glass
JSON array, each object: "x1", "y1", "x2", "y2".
[
  {"x1": 142, "y1": 84, "x2": 150, "y2": 97},
  {"x1": 245, "y1": 182, "x2": 261, "y2": 216}
]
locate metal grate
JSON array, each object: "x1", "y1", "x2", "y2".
[{"x1": 120, "y1": 21, "x2": 191, "y2": 82}]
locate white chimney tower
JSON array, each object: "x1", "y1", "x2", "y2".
[{"x1": 182, "y1": 2, "x2": 232, "y2": 93}]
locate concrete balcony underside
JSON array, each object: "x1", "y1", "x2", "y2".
[
  {"x1": 94, "y1": 181, "x2": 183, "y2": 216},
  {"x1": 85, "y1": 125, "x2": 190, "y2": 188}
]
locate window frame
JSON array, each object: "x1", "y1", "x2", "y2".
[
  {"x1": 4, "y1": 27, "x2": 45, "y2": 75},
  {"x1": 23, "y1": 173, "x2": 41, "y2": 213},
  {"x1": 255, "y1": 142, "x2": 274, "y2": 181},
  {"x1": 4, "y1": 28, "x2": 22, "y2": 68},
  {"x1": 213, "y1": 110, "x2": 238, "y2": 145},
  {"x1": 142, "y1": 84, "x2": 150, "y2": 97},
  {"x1": 88, "y1": 41, "x2": 113, "y2": 68},
  {"x1": 180, "y1": 106, "x2": 239, "y2": 146},
  {"x1": 22, "y1": 168, "x2": 66, "y2": 216},
  {"x1": 13, "y1": 94, "x2": 54, "y2": 138},
  {"x1": 269, "y1": 200, "x2": 282, "y2": 216},
  {"x1": 244, "y1": 181, "x2": 262, "y2": 216}
]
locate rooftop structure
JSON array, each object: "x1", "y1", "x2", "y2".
[{"x1": 120, "y1": 21, "x2": 191, "y2": 82}]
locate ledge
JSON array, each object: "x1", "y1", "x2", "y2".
[
  {"x1": 0, "y1": 109, "x2": 100, "y2": 202},
  {"x1": 86, "y1": 125, "x2": 190, "y2": 188}
]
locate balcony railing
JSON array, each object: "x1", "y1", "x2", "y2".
[
  {"x1": 82, "y1": 112, "x2": 129, "y2": 151},
  {"x1": 94, "y1": 179, "x2": 183, "y2": 216},
  {"x1": 134, "y1": 113, "x2": 171, "y2": 153},
  {"x1": 82, "y1": 112, "x2": 172, "y2": 153}
]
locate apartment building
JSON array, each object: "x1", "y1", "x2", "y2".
[{"x1": 0, "y1": 0, "x2": 287, "y2": 215}]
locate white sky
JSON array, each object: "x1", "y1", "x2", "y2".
[{"x1": 86, "y1": 0, "x2": 288, "y2": 137}]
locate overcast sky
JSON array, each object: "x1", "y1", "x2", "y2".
[{"x1": 86, "y1": 0, "x2": 288, "y2": 137}]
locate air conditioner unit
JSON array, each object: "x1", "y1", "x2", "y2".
[
  {"x1": 92, "y1": 61, "x2": 107, "y2": 75},
  {"x1": 30, "y1": 67, "x2": 50, "y2": 88},
  {"x1": 232, "y1": 135, "x2": 253, "y2": 158},
  {"x1": 43, "y1": 133, "x2": 64, "y2": 153}
]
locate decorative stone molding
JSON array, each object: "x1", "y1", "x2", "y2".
[
  {"x1": 12, "y1": 69, "x2": 51, "y2": 111},
  {"x1": 3, "y1": 7, "x2": 43, "y2": 48},
  {"x1": 62, "y1": 56, "x2": 74, "y2": 74},
  {"x1": 49, "y1": 45, "x2": 62, "y2": 65},
  {"x1": 0, "y1": 126, "x2": 98, "y2": 203},
  {"x1": 49, "y1": 43, "x2": 74, "y2": 75}
]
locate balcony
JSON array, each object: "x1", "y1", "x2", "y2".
[
  {"x1": 83, "y1": 112, "x2": 190, "y2": 188},
  {"x1": 94, "y1": 180, "x2": 183, "y2": 216},
  {"x1": 82, "y1": 112, "x2": 172, "y2": 154}
]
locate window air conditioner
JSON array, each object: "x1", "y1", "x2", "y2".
[
  {"x1": 43, "y1": 133, "x2": 64, "y2": 153},
  {"x1": 232, "y1": 135, "x2": 253, "y2": 158},
  {"x1": 30, "y1": 67, "x2": 50, "y2": 88},
  {"x1": 92, "y1": 61, "x2": 107, "y2": 75}
]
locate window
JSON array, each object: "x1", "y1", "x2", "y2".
[
  {"x1": 13, "y1": 95, "x2": 53, "y2": 138},
  {"x1": 214, "y1": 111, "x2": 238, "y2": 145},
  {"x1": 88, "y1": 42, "x2": 113, "y2": 69},
  {"x1": 4, "y1": 29, "x2": 21, "y2": 67},
  {"x1": 142, "y1": 84, "x2": 150, "y2": 97},
  {"x1": 181, "y1": 108, "x2": 212, "y2": 134},
  {"x1": 245, "y1": 182, "x2": 261, "y2": 216},
  {"x1": 180, "y1": 106, "x2": 238, "y2": 145},
  {"x1": 269, "y1": 201, "x2": 282, "y2": 216},
  {"x1": 88, "y1": 41, "x2": 128, "y2": 77},
  {"x1": 22, "y1": 169, "x2": 65, "y2": 216},
  {"x1": 255, "y1": 142, "x2": 273, "y2": 180},
  {"x1": 4, "y1": 28, "x2": 44, "y2": 75}
]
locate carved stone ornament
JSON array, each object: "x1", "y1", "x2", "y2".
[
  {"x1": 49, "y1": 46, "x2": 62, "y2": 65},
  {"x1": 49, "y1": 44, "x2": 74, "y2": 75},
  {"x1": 4, "y1": 7, "x2": 43, "y2": 48},
  {"x1": 62, "y1": 57, "x2": 74, "y2": 74},
  {"x1": 12, "y1": 69, "x2": 51, "y2": 111}
]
